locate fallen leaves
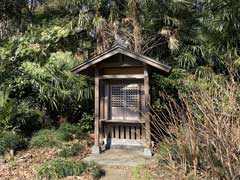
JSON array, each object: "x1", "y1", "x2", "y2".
[{"x1": 0, "y1": 141, "x2": 92, "y2": 180}]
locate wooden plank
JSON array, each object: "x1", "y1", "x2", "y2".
[
  {"x1": 142, "y1": 124, "x2": 145, "y2": 140},
  {"x1": 144, "y1": 64, "x2": 151, "y2": 148},
  {"x1": 103, "y1": 124, "x2": 105, "y2": 138},
  {"x1": 100, "y1": 119, "x2": 142, "y2": 123},
  {"x1": 104, "y1": 124, "x2": 108, "y2": 138},
  {"x1": 125, "y1": 126, "x2": 130, "y2": 139},
  {"x1": 120, "y1": 125, "x2": 125, "y2": 139},
  {"x1": 115, "y1": 125, "x2": 119, "y2": 139},
  {"x1": 102, "y1": 67, "x2": 144, "y2": 75},
  {"x1": 99, "y1": 74, "x2": 144, "y2": 79},
  {"x1": 98, "y1": 63, "x2": 143, "y2": 68},
  {"x1": 100, "y1": 82, "x2": 104, "y2": 120},
  {"x1": 104, "y1": 84, "x2": 109, "y2": 120},
  {"x1": 109, "y1": 125, "x2": 113, "y2": 138},
  {"x1": 136, "y1": 126, "x2": 141, "y2": 139},
  {"x1": 113, "y1": 125, "x2": 116, "y2": 138},
  {"x1": 131, "y1": 125, "x2": 136, "y2": 140},
  {"x1": 94, "y1": 66, "x2": 100, "y2": 146}
]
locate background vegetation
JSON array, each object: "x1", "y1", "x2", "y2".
[{"x1": 0, "y1": 0, "x2": 240, "y2": 179}]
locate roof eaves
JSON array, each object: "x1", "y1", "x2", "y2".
[{"x1": 71, "y1": 45, "x2": 171, "y2": 74}]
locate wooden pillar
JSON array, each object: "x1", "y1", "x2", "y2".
[
  {"x1": 144, "y1": 64, "x2": 152, "y2": 156},
  {"x1": 92, "y1": 66, "x2": 100, "y2": 154}
]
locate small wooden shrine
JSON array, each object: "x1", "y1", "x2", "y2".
[{"x1": 71, "y1": 45, "x2": 171, "y2": 156}]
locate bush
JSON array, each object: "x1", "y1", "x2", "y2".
[
  {"x1": 56, "y1": 143, "x2": 84, "y2": 158},
  {"x1": 36, "y1": 159, "x2": 104, "y2": 179},
  {"x1": 30, "y1": 123, "x2": 90, "y2": 148},
  {"x1": 153, "y1": 78, "x2": 240, "y2": 179},
  {"x1": 30, "y1": 129, "x2": 61, "y2": 148},
  {"x1": 0, "y1": 131, "x2": 28, "y2": 155},
  {"x1": 56, "y1": 122, "x2": 87, "y2": 141},
  {"x1": 78, "y1": 113, "x2": 94, "y2": 132}
]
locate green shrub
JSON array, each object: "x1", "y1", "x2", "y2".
[
  {"x1": 56, "y1": 143, "x2": 84, "y2": 158},
  {"x1": 36, "y1": 159, "x2": 104, "y2": 179},
  {"x1": 30, "y1": 123, "x2": 89, "y2": 148},
  {"x1": 56, "y1": 122, "x2": 87, "y2": 141},
  {"x1": 0, "y1": 131, "x2": 28, "y2": 155},
  {"x1": 30, "y1": 129, "x2": 61, "y2": 148},
  {"x1": 78, "y1": 113, "x2": 94, "y2": 132}
]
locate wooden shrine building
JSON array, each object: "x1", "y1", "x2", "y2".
[{"x1": 71, "y1": 45, "x2": 171, "y2": 156}]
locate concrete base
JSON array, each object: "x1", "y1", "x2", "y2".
[
  {"x1": 84, "y1": 149, "x2": 156, "y2": 167},
  {"x1": 144, "y1": 148, "x2": 152, "y2": 157},
  {"x1": 91, "y1": 145, "x2": 101, "y2": 154},
  {"x1": 110, "y1": 145, "x2": 145, "y2": 151}
]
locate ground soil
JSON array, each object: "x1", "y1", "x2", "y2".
[{"x1": 0, "y1": 145, "x2": 92, "y2": 180}]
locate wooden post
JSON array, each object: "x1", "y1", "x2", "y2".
[
  {"x1": 144, "y1": 64, "x2": 152, "y2": 156},
  {"x1": 92, "y1": 66, "x2": 100, "y2": 154},
  {"x1": 99, "y1": 81, "x2": 104, "y2": 146}
]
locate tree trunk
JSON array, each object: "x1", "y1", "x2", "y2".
[{"x1": 129, "y1": 0, "x2": 142, "y2": 53}]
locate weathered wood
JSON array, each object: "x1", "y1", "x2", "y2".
[
  {"x1": 100, "y1": 119, "x2": 142, "y2": 123},
  {"x1": 120, "y1": 125, "x2": 125, "y2": 139},
  {"x1": 108, "y1": 126, "x2": 114, "y2": 138},
  {"x1": 115, "y1": 125, "x2": 119, "y2": 139},
  {"x1": 144, "y1": 65, "x2": 151, "y2": 148},
  {"x1": 140, "y1": 83, "x2": 145, "y2": 122},
  {"x1": 100, "y1": 74, "x2": 144, "y2": 79},
  {"x1": 99, "y1": 59, "x2": 143, "y2": 68},
  {"x1": 102, "y1": 67, "x2": 143, "y2": 75},
  {"x1": 98, "y1": 63, "x2": 142, "y2": 68},
  {"x1": 104, "y1": 124, "x2": 108, "y2": 139},
  {"x1": 131, "y1": 125, "x2": 136, "y2": 139},
  {"x1": 104, "y1": 84, "x2": 109, "y2": 120},
  {"x1": 136, "y1": 126, "x2": 141, "y2": 139},
  {"x1": 94, "y1": 66, "x2": 100, "y2": 146},
  {"x1": 71, "y1": 46, "x2": 171, "y2": 75},
  {"x1": 100, "y1": 82, "x2": 104, "y2": 120},
  {"x1": 126, "y1": 126, "x2": 130, "y2": 139},
  {"x1": 71, "y1": 46, "x2": 170, "y2": 153},
  {"x1": 142, "y1": 125, "x2": 145, "y2": 140}
]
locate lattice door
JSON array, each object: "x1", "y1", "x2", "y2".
[
  {"x1": 110, "y1": 84, "x2": 140, "y2": 120},
  {"x1": 125, "y1": 84, "x2": 140, "y2": 120},
  {"x1": 111, "y1": 85, "x2": 125, "y2": 120}
]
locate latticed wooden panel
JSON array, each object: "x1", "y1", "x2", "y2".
[
  {"x1": 111, "y1": 85, "x2": 139, "y2": 108},
  {"x1": 110, "y1": 84, "x2": 140, "y2": 120},
  {"x1": 111, "y1": 86, "x2": 124, "y2": 107},
  {"x1": 126, "y1": 86, "x2": 139, "y2": 108}
]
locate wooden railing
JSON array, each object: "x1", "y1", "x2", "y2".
[{"x1": 103, "y1": 122, "x2": 145, "y2": 146}]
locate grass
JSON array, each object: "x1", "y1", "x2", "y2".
[
  {"x1": 36, "y1": 159, "x2": 104, "y2": 179},
  {"x1": 130, "y1": 164, "x2": 157, "y2": 180}
]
